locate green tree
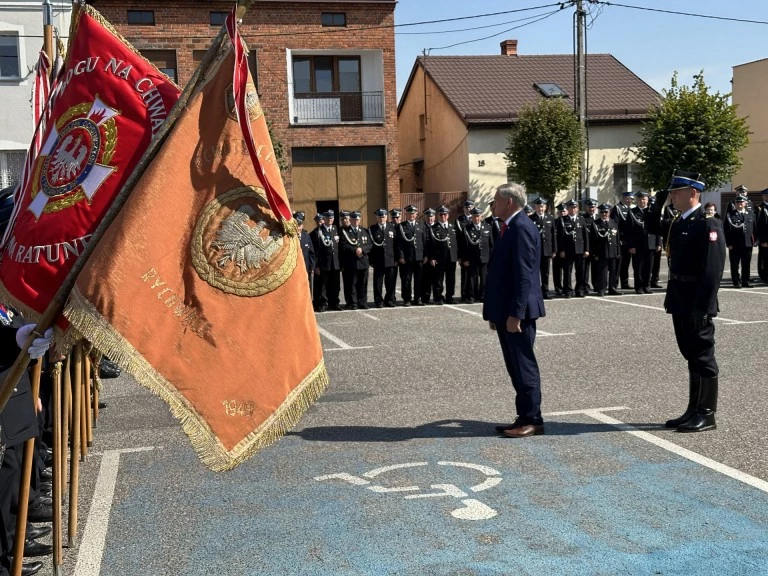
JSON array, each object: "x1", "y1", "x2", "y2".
[
  {"x1": 636, "y1": 72, "x2": 749, "y2": 191},
  {"x1": 504, "y1": 98, "x2": 584, "y2": 203},
  {"x1": 267, "y1": 120, "x2": 288, "y2": 172}
]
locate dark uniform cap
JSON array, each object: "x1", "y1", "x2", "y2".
[
  {"x1": 292, "y1": 211, "x2": 305, "y2": 223},
  {"x1": 735, "y1": 184, "x2": 748, "y2": 193},
  {"x1": 390, "y1": 208, "x2": 402, "y2": 217},
  {"x1": 635, "y1": 191, "x2": 649, "y2": 198},
  {"x1": 622, "y1": 191, "x2": 635, "y2": 197},
  {"x1": 350, "y1": 211, "x2": 361, "y2": 219},
  {"x1": 584, "y1": 198, "x2": 598, "y2": 206},
  {"x1": 532, "y1": 197, "x2": 548, "y2": 205},
  {"x1": 523, "y1": 205, "x2": 534, "y2": 213},
  {"x1": 340, "y1": 210, "x2": 350, "y2": 218},
  {"x1": 461, "y1": 200, "x2": 475, "y2": 208},
  {"x1": 424, "y1": 208, "x2": 436, "y2": 216},
  {"x1": 735, "y1": 195, "x2": 748, "y2": 202},
  {"x1": 668, "y1": 169, "x2": 705, "y2": 192},
  {"x1": 598, "y1": 203, "x2": 612, "y2": 212},
  {"x1": 556, "y1": 203, "x2": 566, "y2": 211},
  {"x1": 323, "y1": 209, "x2": 335, "y2": 217},
  {"x1": 374, "y1": 208, "x2": 388, "y2": 217},
  {"x1": 405, "y1": 205, "x2": 418, "y2": 213},
  {"x1": 470, "y1": 207, "x2": 482, "y2": 215},
  {"x1": 565, "y1": 199, "x2": 579, "y2": 207},
  {"x1": 437, "y1": 205, "x2": 450, "y2": 214},
  {"x1": 314, "y1": 213, "x2": 323, "y2": 222},
  {"x1": 762, "y1": 187, "x2": 768, "y2": 194}
]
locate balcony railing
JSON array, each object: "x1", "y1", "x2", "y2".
[{"x1": 292, "y1": 91, "x2": 384, "y2": 124}]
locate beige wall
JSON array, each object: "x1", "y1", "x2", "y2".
[
  {"x1": 585, "y1": 124, "x2": 641, "y2": 202},
  {"x1": 467, "y1": 130, "x2": 509, "y2": 212},
  {"x1": 733, "y1": 58, "x2": 768, "y2": 190},
  {"x1": 398, "y1": 65, "x2": 468, "y2": 195}
]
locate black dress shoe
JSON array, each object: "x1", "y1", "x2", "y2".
[
  {"x1": 651, "y1": 283, "x2": 662, "y2": 288},
  {"x1": 608, "y1": 289, "x2": 622, "y2": 295},
  {"x1": 384, "y1": 302, "x2": 396, "y2": 308},
  {"x1": 98, "y1": 400, "x2": 108, "y2": 409},
  {"x1": 642, "y1": 287, "x2": 652, "y2": 294},
  {"x1": 26, "y1": 523, "x2": 51, "y2": 540},
  {"x1": 596, "y1": 291, "x2": 605, "y2": 296},
  {"x1": 329, "y1": 305, "x2": 343, "y2": 311},
  {"x1": 40, "y1": 468, "x2": 53, "y2": 481},
  {"x1": 403, "y1": 301, "x2": 412, "y2": 307},
  {"x1": 635, "y1": 289, "x2": 643, "y2": 294},
  {"x1": 444, "y1": 298, "x2": 456, "y2": 304},
  {"x1": 742, "y1": 283, "x2": 752, "y2": 288},
  {"x1": 621, "y1": 283, "x2": 631, "y2": 290},
  {"x1": 414, "y1": 302, "x2": 426, "y2": 306},
  {"x1": 39, "y1": 481, "x2": 52, "y2": 492},
  {"x1": 23, "y1": 538, "x2": 53, "y2": 557},
  {"x1": 27, "y1": 499, "x2": 52, "y2": 523},
  {"x1": 7, "y1": 560, "x2": 43, "y2": 576},
  {"x1": 542, "y1": 293, "x2": 552, "y2": 300},
  {"x1": 358, "y1": 304, "x2": 369, "y2": 310},
  {"x1": 375, "y1": 303, "x2": 383, "y2": 308}
]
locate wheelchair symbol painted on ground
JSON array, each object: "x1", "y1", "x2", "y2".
[{"x1": 315, "y1": 461, "x2": 501, "y2": 521}]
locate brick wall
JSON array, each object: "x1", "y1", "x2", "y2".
[{"x1": 89, "y1": 0, "x2": 400, "y2": 208}]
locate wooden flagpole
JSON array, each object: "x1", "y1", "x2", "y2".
[
  {"x1": 68, "y1": 343, "x2": 82, "y2": 545},
  {"x1": 52, "y1": 361, "x2": 64, "y2": 575},
  {"x1": 84, "y1": 353, "x2": 92, "y2": 446}
]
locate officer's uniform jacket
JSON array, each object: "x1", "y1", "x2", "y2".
[
  {"x1": 627, "y1": 207, "x2": 661, "y2": 251},
  {"x1": 484, "y1": 215, "x2": 501, "y2": 244},
  {"x1": 531, "y1": 213, "x2": 556, "y2": 256},
  {"x1": 460, "y1": 221, "x2": 492, "y2": 264},
  {"x1": 339, "y1": 226, "x2": 372, "y2": 270},
  {"x1": 454, "y1": 214, "x2": 469, "y2": 233},
  {"x1": 651, "y1": 207, "x2": 725, "y2": 316},
  {"x1": 428, "y1": 222, "x2": 458, "y2": 262},
  {"x1": 556, "y1": 214, "x2": 589, "y2": 255},
  {"x1": 300, "y1": 229, "x2": 316, "y2": 273},
  {"x1": 0, "y1": 325, "x2": 39, "y2": 448},
  {"x1": 368, "y1": 222, "x2": 396, "y2": 268},
  {"x1": 724, "y1": 210, "x2": 756, "y2": 248},
  {"x1": 660, "y1": 205, "x2": 679, "y2": 240},
  {"x1": 756, "y1": 202, "x2": 768, "y2": 243},
  {"x1": 395, "y1": 220, "x2": 426, "y2": 262},
  {"x1": 590, "y1": 218, "x2": 620, "y2": 259},
  {"x1": 610, "y1": 202, "x2": 632, "y2": 244},
  {"x1": 315, "y1": 224, "x2": 341, "y2": 270},
  {"x1": 582, "y1": 211, "x2": 599, "y2": 233}
]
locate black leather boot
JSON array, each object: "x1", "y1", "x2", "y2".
[
  {"x1": 677, "y1": 376, "x2": 717, "y2": 432},
  {"x1": 665, "y1": 373, "x2": 699, "y2": 428}
]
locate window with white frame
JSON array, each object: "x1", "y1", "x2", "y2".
[
  {"x1": 0, "y1": 151, "x2": 25, "y2": 189},
  {"x1": 0, "y1": 34, "x2": 20, "y2": 79},
  {"x1": 613, "y1": 163, "x2": 647, "y2": 196}
]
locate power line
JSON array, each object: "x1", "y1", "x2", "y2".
[
  {"x1": 595, "y1": 1, "x2": 768, "y2": 25},
  {"x1": 427, "y1": 8, "x2": 567, "y2": 52},
  {"x1": 397, "y1": 10, "x2": 562, "y2": 35}
]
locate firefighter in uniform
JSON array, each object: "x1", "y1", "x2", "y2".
[
  {"x1": 369, "y1": 208, "x2": 397, "y2": 307},
  {"x1": 552, "y1": 203, "x2": 567, "y2": 296},
  {"x1": 611, "y1": 191, "x2": 634, "y2": 289},
  {"x1": 590, "y1": 203, "x2": 621, "y2": 296},
  {"x1": 627, "y1": 191, "x2": 661, "y2": 294},
  {"x1": 314, "y1": 210, "x2": 342, "y2": 311},
  {"x1": 757, "y1": 188, "x2": 768, "y2": 283},
  {"x1": 531, "y1": 197, "x2": 556, "y2": 299},
  {"x1": 428, "y1": 205, "x2": 458, "y2": 304},
  {"x1": 581, "y1": 198, "x2": 599, "y2": 292},
  {"x1": 396, "y1": 205, "x2": 426, "y2": 306},
  {"x1": 294, "y1": 211, "x2": 315, "y2": 296},
  {"x1": 556, "y1": 199, "x2": 589, "y2": 297},
  {"x1": 484, "y1": 200, "x2": 501, "y2": 244},
  {"x1": 339, "y1": 211, "x2": 371, "y2": 309},
  {"x1": 421, "y1": 208, "x2": 436, "y2": 304},
  {"x1": 649, "y1": 170, "x2": 725, "y2": 432},
  {"x1": 460, "y1": 207, "x2": 492, "y2": 302},
  {"x1": 658, "y1": 202, "x2": 680, "y2": 287},
  {"x1": 455, "y1": 200, "x2": 474, "y2": 302},
  {"x1": 724, "y1": 194, "x2": 756, "y2": 288}
]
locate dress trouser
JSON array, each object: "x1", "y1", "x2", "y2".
[
  {"x1": 421, "y1": 263, "x2": 434, "y2": 303},
  {"x1": 651, "y1": 244, "x2": 662, "y2": 284},
  {"x1": 759, "y1": 245, "x2": 768, "y2": 282},
  {"x1": 320, "y1": 269, "x2": 341, "y2": 307},
  {"x1": 596, "y1": 258, "x2": 618, "y2": 292},
  {"x1": 399, "y1": 261, "x2": 422, "y2": 302},
  {"x1": 373, "y1": 266, "x2": 396, "y2": 304},
  {"x1": 618, "y1": 243, "x2": 632, "y2": 287},
  {"x1": 672, "y1": 314, "x2": 718, "y2": 378},
  {"x1": 539, "y1": 255, "x2": 551, "y2": 294},
  {"x1": 632, "y1": 249, "x2": 655, "y2": 289},
  {"x1": 728, "y1": 246, "x2": 753, "y2": 285},
  {"x1": 434, "y1": 260, "x2": 457, "y2": 301},
  {"x1": 562, "y1": 254, "x2": 585, "y2": 294},
  {"x1": 495, "y1": 320, "x2": 543, "y2": 425}
]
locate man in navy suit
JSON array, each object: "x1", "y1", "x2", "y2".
[{"x1": 483, "y1": 183, "x2": 547, "y2": 438}]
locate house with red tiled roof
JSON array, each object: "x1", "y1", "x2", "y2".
[{"x1": 397, "y1": 40, "x2": 660, "y2": 210}]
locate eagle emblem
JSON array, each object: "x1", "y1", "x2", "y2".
[{"x1": 211, "y1": 205, "x2": 283, "y2": 273}]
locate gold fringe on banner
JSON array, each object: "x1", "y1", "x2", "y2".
[{"x1": 64, "y1": 286, "x2": 329, "y2": 472}]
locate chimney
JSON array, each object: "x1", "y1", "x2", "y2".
[{"x1": 500, "y1": 39, "x2": 518, "y2": 56}]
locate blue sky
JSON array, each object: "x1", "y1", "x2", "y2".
[{"x1": 394, "y1": 0, "x2": 768, "y2": 101}]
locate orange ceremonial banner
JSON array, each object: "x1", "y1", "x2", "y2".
[{"x1": 63, "y1": 33, "x2": 327, "y2": 471}]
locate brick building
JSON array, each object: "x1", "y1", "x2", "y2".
[{"x1": 90, "y1": 0, "x2": 398, "y2": 224}]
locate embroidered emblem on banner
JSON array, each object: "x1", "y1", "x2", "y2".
[
  {"x1": 28, "y1": 97, "x2": 119, "y2": 220},
  {"x1": 709, "y1": 231, "x2": 718, "y2": 242},
  {"x1": 192, "y1": 186, "x2": 297, "y2": 296},
  {"x1": 225, "y1": 82, "x2": 262, "y2": 122}
]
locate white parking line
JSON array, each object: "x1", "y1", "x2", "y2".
[
  {"x1": 586, "y1": 296, "x2": 761, "y2": 325},
  {"x1": 75, "y1": 447, "x2": 156, "y2": 576},
  {"x1": 357, "y1": 311, "x2": 380, "y2": 321},
  {"x1": 444, "y1": 304, "x2": 574, "y2": 337},
  {"x1": 317, "y1": 326, "x2": 373, "y2": 351}
]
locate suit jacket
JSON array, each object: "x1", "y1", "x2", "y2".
[{"x1": 483, "y1": 212, "x2": 546, "y2": 324}]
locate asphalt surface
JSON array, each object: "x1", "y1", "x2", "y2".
[{"x1": 39, "y1": 256, "x2": 768, "y2": 576}]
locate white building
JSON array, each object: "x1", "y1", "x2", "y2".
[{"x1": 0, "y1": 0, "x2": 71, "y2": 188}]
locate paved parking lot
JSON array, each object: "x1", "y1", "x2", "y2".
[{"x1": 49, "y1": 258, "x2": 768, "y2": 575}]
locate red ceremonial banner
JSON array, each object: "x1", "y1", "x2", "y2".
[{"x1": 0, "y1": 6, "x2": 180, "y2": 327}]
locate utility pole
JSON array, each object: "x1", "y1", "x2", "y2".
[{"x1": 576, "y1": 0, "x2": 587, "y2": 200}]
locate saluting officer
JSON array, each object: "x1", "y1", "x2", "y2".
[
  {"x1": 294, "y1": 211, "x2": 316, "y2": 295},
  {"x1": 724, "y1": 194, "x2": 756, "y2": 288},
  {"x1": 369, "y1": 208, "x2": 397, "y2": 308},
  {"x1": 531, "y1": 197, "x2": 556, "y2": 299},
  {"x1": 581, "y1": 198, "x2": 599, "y2": 292},
  {"x1": 648, "y1": 195, "x2": 665, "y2": 288},
  {"x1": 611, "y1": 191, "x2": 635, "y2": 290},
  {"x1": 627, "y1": 191, "x2": 661, "y2": 294},
  {"x1": 339, "y1": 211, "x2": 371, "y2": 309},
  {"x1": 757, "y1": 187, "x2": 768, "y2": 283},
  {"x1": 556, "y1": 199, "x2": 590, "y2": 297},
  {"x1": 314, "y1": 210, "x2": 342, "y2": 311},
  {"x1": 484, "y1": 200, "x2": 501, "y2": 244},
  {"x1": 648, "y1": 170, "x2": 725, "y2": 433},
  {"x1": 460, "y1": 207, "x2": 493, "y2": 302},
  {"x1": 552, "y1": 203, "x2": 567, "y2": 296},
  {"x1": 659, "y1": 201, "x2": 680, "y2": 286},
  {"x1": 428, "y1": 205, "x2": 459, "y2": 304},
  {"x1": 396, "y1": 205, "x2": 427, "y2": 306},
  {"x1": 455, "y1": 200, "x2": 474, "y2": 301},
  {"x1": 591, "y1": 203, "x2": 622, "y2": 296}
]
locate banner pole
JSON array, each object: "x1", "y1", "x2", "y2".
[
  {"x1": 67, "y1": 343, "x2": 82, "y2": 546},
  {"x1": 84, "y1": 353, "x2": 93, "y2": 446},
  {"x1": 52, "y1": 361, "x2": 64, "y2": 574}
]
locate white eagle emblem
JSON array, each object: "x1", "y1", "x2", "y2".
[{"x1": 211, "y1": 205, "x2": 283, "y2": 273}]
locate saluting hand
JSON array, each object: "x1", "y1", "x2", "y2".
[{"x1": 506, "y1": 316, "x2": 522, "y2": 333}]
